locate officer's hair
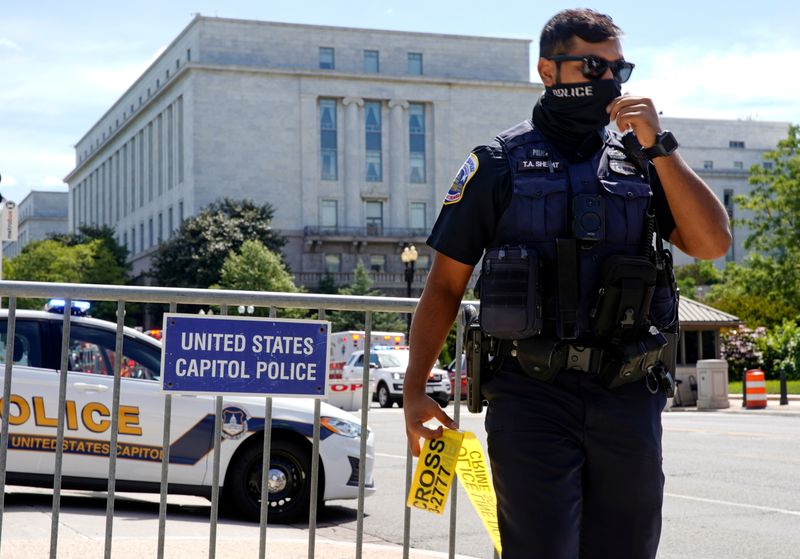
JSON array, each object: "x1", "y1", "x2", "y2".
[{"x1": 539, "y1": 8, "x2": 622, "y2": 58}]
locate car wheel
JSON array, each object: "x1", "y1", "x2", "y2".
[
  {"x1": 436, "y1": 396, "x2": 450, "y2": 408},
  {"x1": 224, "y1": 437, "x2": 313, "y2": 523},
  {"x1": 377, "y1": 382, "x2": 393, "y2": 408}
]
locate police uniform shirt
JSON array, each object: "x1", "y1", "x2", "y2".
[{"x1": 427, "y1": 138, "x2": 676, "y2": 266}]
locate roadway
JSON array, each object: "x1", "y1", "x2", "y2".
[{"x1": 1, "y1": 403, "x2": 799, "y2": 558}]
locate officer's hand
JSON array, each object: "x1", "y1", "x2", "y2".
[
  {"x1": 607, "y1": 94, "x2": 661, "y2": 148},
  {"x1": 403, "y1": 391, "x2": 458, "y2": 457}
]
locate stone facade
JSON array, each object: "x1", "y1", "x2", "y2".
[
  {"x1": 2, "y1": 190, "x2": 68, "y2": 259},
  {"x1": 64, "y1": 16, "x2": 539, "y2": 292},
  {"x1": 658, "y1": 117, "x2": 790, "y2": 267}
]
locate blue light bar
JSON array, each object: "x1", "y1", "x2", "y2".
[{"x1": 44, "y1": 299, "x2": 92, "y2": 316}]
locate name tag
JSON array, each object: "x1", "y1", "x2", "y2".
[{"x1": 518, "y1": 158, "x2": 562, "y2": 172}]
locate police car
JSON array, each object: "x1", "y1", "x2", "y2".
[
  {"x1": 343, "y1": 346, "x2": 451, "y2": 408},
  {"x1": 0, "y1": 303, "x2": 375, "y2": 522}
]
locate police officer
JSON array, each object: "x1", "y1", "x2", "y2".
[{"x1": 403, "y1": 8, "x2": 731, "y2": 559}]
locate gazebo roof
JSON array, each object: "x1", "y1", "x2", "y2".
[{"x1": 678, "y1": 297, "x2": 740, "y2": 328}]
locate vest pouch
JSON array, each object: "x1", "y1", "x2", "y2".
[
  {"x1": 649, "y1": 249, "x2": 679, "y2": 330},
  {"x1": 590, "y1": 255, "x2": 657, "y2": 341},
  {"x1": 479, "y1": 246, "x2": 542, "y2": 339}
]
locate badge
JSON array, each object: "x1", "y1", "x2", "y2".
[
  {"x1": 609, "y1": 160, "x2": 639, "y2": 176},
  {"x1": 221, "y1": 406, "x2": 249, "y2": 440},
  {"x1": 444, "y1": 153, "x2": 479, "y2": 205},
  {"x1": 518, "y1": 159, "x2": 562, "y2": 172},
  {"x1": 606, "y1": 147, "x2": 627, "y2": 160},
  {"x1": 530, "y1": 148, "x2": 549, "y2": 158}
]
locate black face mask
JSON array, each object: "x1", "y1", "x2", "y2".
[{"x1": 532, "y1": 79, "x2": 622, "y2": 157}]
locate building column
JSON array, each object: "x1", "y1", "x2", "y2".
[
  {"x1": 388, "y1": 99, "x2": 409, "y2": 230},
  {"x1": 342, "y1": 97, "x2": 363, "y2": 227}
]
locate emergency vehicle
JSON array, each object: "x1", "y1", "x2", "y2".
[
  {"x1": 328, "y1": 330, "x2": 405, "y2": 378},
  {"x1": 0, "y1": 304, "x2": 375, "y2": 522},
  {"x1": 342, "y1": 346, "x2": 451, "y2": 408}
]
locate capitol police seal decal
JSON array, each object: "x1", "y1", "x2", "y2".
[
  {"x1": 221, "y1": 406, "x2": 249, "y2": 440},
  {"x1": 444, "y1": 153, "x2": 479, "y2": 205}
]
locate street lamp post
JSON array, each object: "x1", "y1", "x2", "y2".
[{"x1": 400, "y1": 244, "x2": 418, "y2": 334}]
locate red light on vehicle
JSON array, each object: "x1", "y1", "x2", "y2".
[{"x1": 147, "y1": 329, "x2": 163, "y2": 340}]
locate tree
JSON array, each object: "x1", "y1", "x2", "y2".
[
  {"x1": 152, "y1": 198, "x2": 287, "y2": 288},
  {"x1": 5, "y1": 238, "x2": 126, "y2": 315},
  {"x1": 736, "y1": 125, "x2": 800, "y2": 257},
  {"x1": 329, "y1": 260, "x2": 406, "y2": 333},
  {"x1": 674, "y1": 260, "x2": 722, "y2": 299},
  {"x1": 213, "y1": 240, "x2": 301, "y2": 316},
  {"x1": 49, "y1": 224, "x2": 129, "y2": 273},
  {"x1": 703, "y1": 126, "x2": 800, "y2": 327}
]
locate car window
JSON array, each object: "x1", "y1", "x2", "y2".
[
  {"x1": 0, "y1": 319, "x2": 43, "y2": 367},
  {"x1": 354, "y1": 355, "x2": 364, "y2": 367},
  {"x1": 59, "y1": 324, "x2": 161, "y2": 380},
  {"x1": 377, "y1": 352, "x2": 408, "y2": 368},
  {"x1": 369, "y1": 354, "x2": 381, "y2": 366}
]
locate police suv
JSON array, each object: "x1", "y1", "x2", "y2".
[
  {"x1": 0, "y1": 303, "x2": 375, "y2": 522},
  {"x1": 342, "y1": 346, "x2": 451, "y2": 408}
]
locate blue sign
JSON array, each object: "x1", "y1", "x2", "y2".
[{"x1": 161, "y1": 314, "x2": 330, "y2": 397}]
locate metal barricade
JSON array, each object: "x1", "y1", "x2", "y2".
[{"x1": 0, "y1": 280, "x2": 487, "y2": 559}]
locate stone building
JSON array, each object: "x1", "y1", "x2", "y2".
[
  {"x1": 1, "y1": 190, "x2": 68, "y2": 259},
  {"x1": 63, "y1": 16, "x2": 790, "y2": 293},
  {"x1": 63, "y1": 16, "x2": 540, "y2": 293}
]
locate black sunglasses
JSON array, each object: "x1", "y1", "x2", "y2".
[{"x1": 546, "y1": 54, "x2": 635, "y2": 83}]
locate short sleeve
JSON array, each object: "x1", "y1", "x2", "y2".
[{"x1": 427, "y1": 143, "x2": 511, "y2": 266}]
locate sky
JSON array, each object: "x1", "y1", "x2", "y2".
[{"x1": 1, "y1": 0, "x2": 798, "y2": 203}]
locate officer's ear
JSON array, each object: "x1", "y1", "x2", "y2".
[{"x1": 538, "y1": 57, "x2": 556, "y2": 87}]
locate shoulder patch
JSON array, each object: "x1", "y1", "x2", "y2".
[{"x1": 444, "y1": 153, "x2": 479, "y2": 205}]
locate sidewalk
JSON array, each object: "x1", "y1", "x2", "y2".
[{"x1": 667, "y1": 394, "x2": 800, "y2": 416}]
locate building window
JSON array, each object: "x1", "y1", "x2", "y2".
[
  {"x1": 123, "y1": 232, "x2": 128, "y2": 252},
  {"x1": 417, "y1": 254, "x2": 430, "y2": 271},
  {"x1": 179, "y1": 201, "x2": 184, "y2": 223},
  {"x1": 729, "y1": 140, "x2": 745, "y2": 149},
  {"x1": 365, "y1": 101, "x2": 382, "y2": 182},
  {"x1": 408, "y1": 52, "x2": 423, "y2": 75},
  {"x1": 319, "y1": 99, "x2": 338, "y2": 180},
  {"x1": 410, "y1": 202, "x2": 426, "y2": 230},
  {"x1": 364, "y1": 50, "x2": 379, "y2": 73},
  {"x1": 148, "y1": 217, "x2": 154, "y2": 248},
  {"x1": 409, "y1": 103, "x2": 426, "y2": 183},
  {"x1": 168, "y1": 207, "x2": 174, "y2": 238},
  {"x1": 131, "y1": 227, "x2": 136, "y2": 254},
  {"x1": 733, "y1": 161, "x2": 743, "y2": 170},
  {"x1": 320, "y1": 199, "x2": 338, "y2": 228},
  {"x1": 724, "y1": 189, "x2": 735, "y2": 262},
  {"x1": 369, "y1": 254, "x2": 386, "y2": 273},
  {"x1": 763, "y1": 161, "x2": 774, "y2": 170},
  {"x1": 139, "y1": 223, "x2": 144, "y2": 252},
  {"x1": 365, "y1": 201, "x2": 383, "y2": 235},
  {"x1": 157, "y1": 114, "x2": 163, "y2": 195},
  {"x1": 186, "y1": 48, "x2": 191, "y2": 62},
  {"x1": 324, "y1": 254, "x2": 341, "y2": 274},
  {"x1": 703, "y1": 160, "x2": 713, "y2": 170},
  {"x1": 158, "y1": 212, "x2": 163, "y2": 243},
  {"x1": 319, "y1": 47, "x2": 335, "y2": 69}
]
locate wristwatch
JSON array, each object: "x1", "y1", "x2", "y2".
[{"x1": 642, "y1": 130, "x2": 679, "y2": 160}]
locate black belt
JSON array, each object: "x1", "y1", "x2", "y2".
[{"x1": 500, "y1": 338, "x2": 605, "y2": 376}]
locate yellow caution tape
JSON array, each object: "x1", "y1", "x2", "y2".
[{"x1": 407, "y1": 429, "x2": 502, "y2": 554}]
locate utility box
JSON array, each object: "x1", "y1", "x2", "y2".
[{"x1": 696, "y1": 359, "x2": 730, "y2": 410}]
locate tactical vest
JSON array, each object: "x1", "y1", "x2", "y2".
[{"x1": 485, "y1": 120, "x2": 676, "y2": 343}]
